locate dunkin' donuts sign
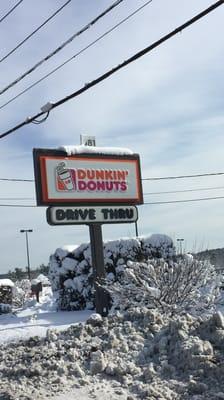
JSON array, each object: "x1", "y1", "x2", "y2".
[
  {"x1": 33, "y1": 149, "x2": 143, "y2": 206},
  {"x1": 55, "y1": 162, "x2": 129, "y2": 192}
]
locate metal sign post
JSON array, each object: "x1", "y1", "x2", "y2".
[{"x1": 89, "y1": 224, "x2": 109, "y2": 316}]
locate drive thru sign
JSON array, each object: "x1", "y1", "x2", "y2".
[
  {"x1": 33, "y1": 147, "x2": 143, "y2": 316},
  {"x1": 47, "y1": 205, "x2": 138, "y2": 225}
]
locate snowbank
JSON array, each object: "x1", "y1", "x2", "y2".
[
  {"x1": 0, "y1": 279, "x2": 14, "y2": 287},
  {"x1": 36, "y1": 274, "x2": 51, "y2": 286},
  {"x1": 1, "y1": 307, "x2": 224, "y2": 399}
]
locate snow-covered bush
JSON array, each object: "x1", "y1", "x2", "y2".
[
  {"x1": 12, "y1": 279, "x2": 31, "y2": 307},
  {"x1": 106, "y1": 255, "x2": 222, "y2": 314},
  {"x1": 0, "y1": 279, "x2": 14, "y2": 313},
  {"x1": 49, "y1": 234, "x2": 175, "y2": 311}
]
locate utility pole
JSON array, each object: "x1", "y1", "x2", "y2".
[{"x1": 20, "y1": 229, "x2": 33, "y2": 280}]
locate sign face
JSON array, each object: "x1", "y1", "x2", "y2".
[
  {"x1": 47, "y1": 205, "x2": 138, "y2": 225},
  {"x1": 33, "y1": 149, "x2": 143, "y2": 206},
  {"x1": 80, "y1": 135, "x2": 96, "y2": 146}
]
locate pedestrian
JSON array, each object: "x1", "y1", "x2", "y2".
[{"x1": 31, "y1": 280, "x2": 43, "y2": 302}]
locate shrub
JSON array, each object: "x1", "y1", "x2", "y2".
[
  {"x1": 106, "y1": 254, "x2": 222, "y2": 314},
  {"x1": 49, "y1": 235, "x2": 175, "y2": 311}
]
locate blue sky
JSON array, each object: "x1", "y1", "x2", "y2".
[{"x1": 0, "y1": 0, "x2": 223, "y2": 273}]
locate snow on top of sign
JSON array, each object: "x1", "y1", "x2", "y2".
[
  {"x1": 58, "y1": 145, "x2": 134, "y2": 156},
  {"x1": 0, "y1": 279, "x2": 14, "y2": 287}
]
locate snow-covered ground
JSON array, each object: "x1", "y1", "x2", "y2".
[
  {"x1": 51, "y1": 381, "x2": 130, "y2": 400},
  {"x1": 1, "y1": 255, "x2": 224, "y2": 400},
  {"x1": 0, "y1": 287, "x2": 92, "y2": 345},
  {"x1": 0, "y1": 287, "x2": 132, "y2": 399}
]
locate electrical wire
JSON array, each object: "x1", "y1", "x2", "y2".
[
  {"x1": 31, "y1": 111, "x2": 50, "y2": 124},
  {"x1": 0, "y1": 0, "x2": 223, "y2": 140},
  {"x1": 0, "y1": 178, "x2": 34, "y2": 182},
  {"x1": 144, "y1": 196, "x2": 224, "y2": 205},
  {"x1": 1, "y1": 187, "x2": 224, "y2": 201},
  {"x1": 1, "y1": 171, "x2": 224, "y2": 183},
  {"x1": 1, "y1": 195, "x2": 224, "y2": 207},
  {"x1": 0, "y1": 0, "x2": 23, "y2": 24},
  {"x1": 0, "y1": 187, "x2": 224, "y2": 203},
  {"x1": 143, "y1": 186, "x2": 224, "y2": 195},
  {"x1": 142, "y1": 171, "x2": 224, "y2": 180},
  {"x1": 0, "y1": 204, "x2": 36, "y2": 207},
  {"x1": 1, "y1": 187, "x2": 224, "y2": 200},
  {"x1": 0, "y1": 197, "x2": 34, "y2": 200},
  {"x1": 0, "y1": 0, "x2": 124, "y2": 96},
  {"x1": 0, "y1": 0, "x2": 153, "y2": 111},
  {"x1": 0, "y1": 0, "x2": 72, "y2": 64}
]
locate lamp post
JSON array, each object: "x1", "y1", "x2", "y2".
[
  {"x1": 135, "y1": 221, "x2": 139, "y2": 237},
  {"x1": 177, "y1": 238, "x2": 184, "y2": 255},
  {"x1": 20, "y1": 229, "x2": 33, "y2": 280}
]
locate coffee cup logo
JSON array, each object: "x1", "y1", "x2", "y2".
[{"x1": 56, "y1": 162, "x2": 74, "y2": 191}]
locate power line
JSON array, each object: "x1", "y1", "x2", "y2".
[
  {"x1": 0, "y1": 204, "x2": 36, "y2": 207},
  {"x1": 0, "y1": 0, "x2": 223, "y2": 140},
  {"x1": 0, "y1": 197, "x2": 34, "y2": 200},
  {"x1": 0, "y1": 178, "x2": 34, "y2": 182},
  {"x1": 0, "y1": 0, "x2": 124, "y2": 96},
  {"x1": 0, "y1": 0, "x2": 153, "y2": 111},
  {"x1": 0, "y1": 0, "x2": 23, "y2": 24},
  {"x1": 1, "y1": 185, "x2": 224, "y2": 200},
  {"x1": 144, "y1": 186, "x2": 224, "y2": 195},
  {"x1": 0, "y1": 186, "x2": 223, "y2": 202},
  {"x1": 0, "y1": 0, "x2": 72, "y2": 64},
  {"x1": 0, "y1": 185, "x2": 224, "y2": 199},
  {"x1": 142, "y1": 172, "x2": 224, "y2": 181},
  {"x1": 144, "y1": 196, "x2": 224, "y2": 205},
  {"x1": 1, "y1": 195, "x2": 224, "y2": 207},
  {"x1": 1, "y1": 171, "x2": 224, "y2": 183}
]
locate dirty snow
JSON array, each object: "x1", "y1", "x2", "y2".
[{"x1": 1, "y1": 304, "x2": 224, "y2": 400}]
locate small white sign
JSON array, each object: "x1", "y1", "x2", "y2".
[
  {"x1": 80, "y1": 135, "x2": 96, "y2": 146},
  {"x1": 47, "y1": 206, "x2": 138, "y2": 225}
]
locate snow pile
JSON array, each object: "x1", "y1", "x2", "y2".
[
  {"x1": 1, "y1": 308, "x2": 224, "y2": 399},
  {"x1": 49, "y1": 235, "x2": 175, "y2": 311},
  {"x1": 58, "y1": 145, "x2": 134, "y2": 155},
  {"x1": 0, "y1": 279, "x2": 14, "y2": 287},
  {"x1": 35, "y1": 274, "x2": 51, "y2": 286}
]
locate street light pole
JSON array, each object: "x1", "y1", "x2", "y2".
[
  {"x1": 20, "y1": 229, "x2": 33, "y2": 280},
  {"x1": 177, "y1": 238, "x2": 184, "y2": 255},
  {"x1": 135, "y1": 221, "x2": 139, "y2": 237}
]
